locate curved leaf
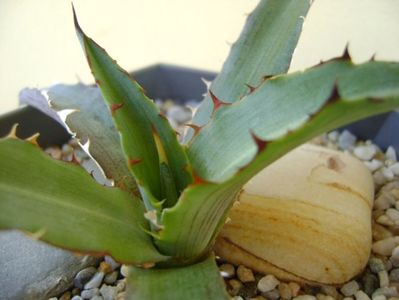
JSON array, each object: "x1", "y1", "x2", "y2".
[
  {"x1": 73, "y1": 8, "x2": 192, "y2": 209},
  {"x1": 47, "y1": 83, "x2": 138, "y2": 194},
  {"x1": 156, "y1": 59, "x2": 399, "y2": 259},
  {"x1": 0, "y1": 138, "x2": 167, "y2": 264},
  {"x1": 185, "y1": 0, "x2": 311, "y2": 141}
]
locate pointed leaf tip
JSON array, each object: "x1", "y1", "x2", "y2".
[
  {"x1": 341, "y1": 44, "x2": 352, "y2": 61},
  {"x1": 72, "y1": 3, "x2": 83, "y2": 35},
  {"x1": 250, "y1": 130, "x2": 269, "y2": 154}
]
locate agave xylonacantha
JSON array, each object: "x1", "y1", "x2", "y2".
[{"x1": 1, "y1": 1, "x2": 399, "y2": 299}]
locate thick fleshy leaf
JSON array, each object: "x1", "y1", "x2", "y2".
[
  {"x1": 47, "y1": 83, "x2": 137, "y2": 194},
  {"x1": 156, "y1": 59, "x2": 399, "y2": 259},
  {"x1": 73, "y1": 8, "x2": 192, "y2": 209},
  {"x1": 185, "y1": 0, "x2": 311, "y2": 141},
  {"x1": 0, "y1": 138, "x2": 167, "y2": 264},
  {"x1": 126, "y1": 254, "x2": 229, "y2": 300}
]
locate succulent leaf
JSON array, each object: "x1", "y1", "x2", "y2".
[
  {"x1": 185, "y1": 0, "x2": 311, "y2": 141},
  {"x1": 156, "y1": 59, "x2": 399, "y2": 259},
  {"x1": 47, "y1": 83, "x2": 138, "y2": 194},
  {"x1": 126, "y1": 254, "x2": 229, "y2": 300},
  {"x1": 0, "y1": 138, "x2": 167, "y2": 264},
  {"x1": 73, "y1": 7, "x2": 192, "y2": 210}
]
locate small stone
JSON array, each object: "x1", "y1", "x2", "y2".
[
  {"x1": 373, "y1": 223, "x2": 394, "y2": 241},
  {"x1": 60, "y1": 291, "x2": 72, "y2": 300},
  {"x1": 74, "y1": 267, "x2": 97, "y2": 289},
  {"x1": 81, "y1": 288, "x2": 100, "y2": 299},
  {"x1": 387, "y1": 147, "x2": 397, "y2": 162},
  {"x1": 293, "y1": 296, "x2": 317, "y2": 300},
  {"x1": 355, "y1": 291, "x2": 371, "y2": 300},
  {"x1": 341, "y1": 280, "x2": 360, "y2": 296},
  {"x1": 91, "y1": 296, "x2": 103, "y2": 300},
  {"x1": 84, "y1": 272, "x2": 104, "y2": 290},
  {"x1": 389, "y1": 163, "x2": 399, "y2": 176},
  {"x1": 372, "y1": 296, "x2": 387, "y2": 300},
  {"x1": 374, "y1": 171, "x2": 388, "y2": 186},
  {"x1": 100, "y1": 284, "x2": 117, "y2": 300},
  {"x1": 377, "y1": 215, "x2": 395, "y2": 226},
  {"x1": 120, "y1": 265, "x2": 129, "y2": 277},
  {"x1": 379, "y1": 271, "x2": 390, "y2": 287},
  {"x1": 261, "y1": 289, "x2": 280, "y2": 300},
  {"x1": 71, "y1": 296, "x2": 82, "y2": 300},
  {"x1": 257, "y1": 274, "x2": 280, "y2": 292},
  {"x1": 116, "y1": 292, "x2": 126, "y2": 300},
  {"x1": 228, "y1": 279, "x2": 243, "y2": 296},
  {"x1": 99, "y1": 261, "x2": 113, "y2": 274},
  {"x1": 354, "y1": 145, "x2": 377, "y2": 161},
  {"x1": 338, "y1": 130, "x2": 357, "y2": 150},
  {"x1": 116, "y1": 280, "x2": 126, "y2": 293},
  {"x1": 104, "y1": 256, "x2": 120, "y2": 271},
  {"x1": 373, "y1": 237, "x2": 399, "y2": 256},
  {"x1": 370, "y1": 258, "x2": 387, "y2": 273},
  {"x1": 383, "y1": 168, "x2": 395, "y2": 181},
  {"x1": 365, "y1": 159, "x2": 384, "y2": 172},
  {"x1": 387, "y1": 209, "x2": 399, "y2": 224},
  {"x1": 46, "y1": 147, "x2": 62, "y2": 159},
  {"x1": 327, "y1": 131, "x2": 339, "y2": 142},
  {"x1": 219, "y1": 263, "x2": 235, "y2": 278},
  {"x1": 391, "y1": 247, "x2": 399, "y2": 267},
  {"x1": 236, "y1": 265, "x2": 255, "y2": 283},
  {"x1": 104, "y1": 271, "x2": 118, "y2": 285},
  {"x1": 289, "y1": 282, "x2": 301, "y2": 297},
  {"x1": 390, "y1": 269, "x2": 399, "y2": 282},
  {"x1": 363, "y1": 272, "x2": 380, "y2": 296},
  {"x1": 279, "y1": 283, "x2": 293, "y2": 299},
  {"x1": 372, "y1": 287, "x2": 398, "y2": 298}
]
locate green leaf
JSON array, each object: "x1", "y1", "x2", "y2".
[
  {"x1": 157, "y1": 59, "x2": 399, "y2": 259},
  {"x1": 0, "y1": 138, "x2": 167, "y2": 264},
  {"x1": 185, "y1": 0, "x2": 311, "y2": 141},
  {"x1": 126, "y1": 254, "x2": 229, "y2": 300},
  {"x1": 47, "y1": 83, "x2": 138, "y2": 194},
  {"x1": 73, "y1": 8, "x2": 192, "y2": 209}
]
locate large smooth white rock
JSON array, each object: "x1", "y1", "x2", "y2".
[{"x1": 215, "y1": 144, "x2": 374, "y2": 285}]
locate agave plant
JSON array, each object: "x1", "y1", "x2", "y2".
[{"x1": 1, "y1": 1, "x2": 399, "y2": 299}]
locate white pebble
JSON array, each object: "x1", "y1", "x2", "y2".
[
  {"x1": 120, "y1": 265, "x2": 129, "y2": 277},
  {"x1": 386, "y1": 209, "x2": 399, "y2": 224},
  {"x1": 327, "y1": 131, "x2": 339, "y2": 142},
  {"x1": 372, "y1": 286, "x2": 398, "y2": 298},
  {"x1": 84, "y1": 272, "x2": 104, "y2": 290},
  {"x1": 338, "y1": 130, "x2": 357, "y2": 150},
  {"x1": 71, "y1": 296, "x2": 83, "y2": 300},
  {"x1": 104, "y1": 256, "x2": 120, "y2": 270},
  {"x1": 355, "y1": 290, "x2": 371, "y2": 300},
  {"x1": 386, "y1": 146, "x2": 397, "y2": 162},
  {"x1": 376, "y1": 215, "x2": 395, "y2": 226},
  {"x1": 382, "y1": 167, "x2": 395, "y2": 181},
  {"x1": 372, "y1": 296, "x2": 386, "y2": 300},
  {"x1": 374, "y1": 170, "x2": 388, "y2": 186},
  {"x1": 100, "y1": 284, "x2": 117, "y2": 300},
  {"x1": 365, "y1": 159, "x2": 384, "y2": 172},
  {"x1": 389, "y1": 163, "x2": 399, "y2": 176},
  {"x1": 378, "y1": 270, "x2": 389, "y2": 287},
  {"x1": 354, "y1": 145, "x2": 378, "y2": 161},
  {"x1": 373, "y1": 237, "x2": 399, "y2": 255},
  {"x1": 81, "y1": 288, "x2": 100, "y2": 299},
  {"x1": 91, "y1": 296, "x2": 103, "y2": 300},
  {"x1": 236, "y1": 265, "x2": 255, "y2": 282},
  {"x1": 341, "y1": 280, "x2": 360, "y2": 296},
  {"x1": 257, "y1": 274, "x2": 280, "y2": 293}
]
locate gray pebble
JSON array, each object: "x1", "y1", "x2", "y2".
[
  {"x1": 100, "y1": 284, "x2": 118, "y2": 300},
  {"x1": 84, "y1": 272, "x2": 104, "y2": 290},
  {"x1": 81, "y1": 288, "x2": 99, "y2": 299},
  {"x1": 71, "y1": 296, "x2": 83, "y2": 300},
  {"x1": 372, "y1": 287, "x2": 398, "y2": 298},
  {"x1": 91, "y1": 296, "x2": 103, "y2": 300},
  {"x1": 116, "y1": 280, "x2": 126, "y2": 293},
  {"x1": 338, "y1": 130, "x2": 356, "y2": 150},
  {"x1": 362, "y1": 273, "x2": 379, "y2": 296},
  {"x1": 261, "y1": 288, "x2": 280, "y2": 300},
  {"x1": 104, "y1": 271, "x2": 118, "y2": 285},
  {"x1": 390, "y1": 269, "x2": 399, "y2": 282},
  {"x1": 219, "y1": 263, "x2": 235, "y2": 278},
  {"x1": 341, "y1": 280, "x2": 360, "y2": 296},
  {"x1": 74, "y1": 267, "x2": 97, "y2": 289},
  {"x1": 104, "y1": 256, "x2": 120, "y2": 271}
]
